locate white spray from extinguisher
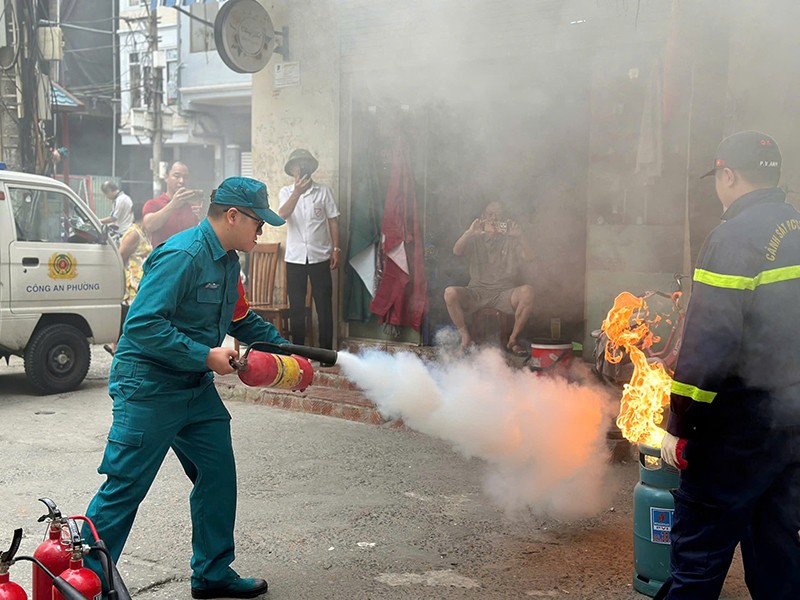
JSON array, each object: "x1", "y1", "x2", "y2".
[{"x1": 335, "y1": 346, "x2": 619, "y2": 520}]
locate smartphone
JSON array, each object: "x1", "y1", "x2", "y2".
[
  {"x1": 484, "y1": 220, "x2": 508, "y2": 234},
  {"x1": 189, "y1": 190, "x2": 205, "y2": 215}
]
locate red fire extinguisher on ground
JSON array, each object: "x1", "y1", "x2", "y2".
[
  {"x1": 51, "y1": 520, "x2": 101, "y2": 600},
  {"x1": 68, "y1": 515, "x2": 131, "y2": 600},
  {"x1": 1, "y1": 528, "x2": 87, "y2": 600},
  {"x1": 1, "y1": 529, "x2": 28, "y2": 600},
  {"x1": 32, "y1": 499, "x2": 70, "y2": 600}
]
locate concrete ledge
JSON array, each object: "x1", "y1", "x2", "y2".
[{"x1": 216, "y1": 376, "x2": 406, "y2": 429}]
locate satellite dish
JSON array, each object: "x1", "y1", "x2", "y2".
[{"x1": 214, "y1": 0, "x2": 276, "y2": 74}]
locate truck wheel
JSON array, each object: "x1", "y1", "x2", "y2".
[{"x1": 24, "y1": 324, "x2": 91, "y2": 395}]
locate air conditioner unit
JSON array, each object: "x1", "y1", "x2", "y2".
[{"x1": 129, "y1": 108, "x2": 153, "y2": 134}]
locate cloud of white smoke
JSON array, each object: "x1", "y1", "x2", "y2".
[{"x1": 335, "y1": 347, "x2": 618, "y2": 520}]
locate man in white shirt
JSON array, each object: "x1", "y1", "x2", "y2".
[
  {"x1": 278, "y1": 149, "x2": 341, "y2": 352},
  {"x1": 100, "y1": 181, "x2": 134, "y2": 243}
]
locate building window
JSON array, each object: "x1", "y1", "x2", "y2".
[
  {"x1": 129, "y1": 52, "x2": 141, "y2": 108},
  {"x1": 190, "y1": 3, "x2": 218, "y2": 53},
  {"x1": 166, "y1": 48, "x2": 178, "y2": 105},
  {"x1": 128, "y1": 0, "x2": 142, "y2": 6},
  {"x1": 128, "y1": 51, "x2": 151, "y2": 108}
]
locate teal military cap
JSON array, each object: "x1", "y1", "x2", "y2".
[{"x1": 212, "y1": 177, "x2": 285, "y2": 226}]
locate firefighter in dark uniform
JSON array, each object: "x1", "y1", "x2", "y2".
[
  {"x1": 84, "y1": 177, "x2": 287, "y2": 599},
  {"x1": 659, "y1": 132, "x2": 800, "y2": 599}
]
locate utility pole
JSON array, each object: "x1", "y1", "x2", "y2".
[{"x1": 148, "y1": 6, "x2": 163, "y2": 197}]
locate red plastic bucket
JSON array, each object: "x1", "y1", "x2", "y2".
[{"x1": 529, "y1": 339, "x2": 573, "y2": 372}]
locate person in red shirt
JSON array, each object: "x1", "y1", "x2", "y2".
[{"x1": 143, "y1": 161, "x2": 202, "y2": 246}]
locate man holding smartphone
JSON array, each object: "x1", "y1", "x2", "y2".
[
  {"x1": 278, "y1": 148, "x2": 341, "y2": 353},
  {"x1": 444, "y1": 200, "x2": 534, "y2": 355},
  {"x1": 143, "y1": 161, "x2": 202, "y2": 247}
]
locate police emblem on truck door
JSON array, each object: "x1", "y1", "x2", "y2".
[{"x1": 48, "y1": 252, "x2": 78, "y2": 279}]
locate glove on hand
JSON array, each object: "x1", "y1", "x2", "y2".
[{"x1": 661, "y1": 432, "x2": 688, "y2": 470}]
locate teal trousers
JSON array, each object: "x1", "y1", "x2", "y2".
[{"x1": 84, "y1": 360, "x2": 239, "y2": 589}]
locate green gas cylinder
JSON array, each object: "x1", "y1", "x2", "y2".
[{"x1": 633, "y1": 443, "x2": 680, "y2": 597}]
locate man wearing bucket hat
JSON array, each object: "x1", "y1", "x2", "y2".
[
  {"x1": 278, "y1": 149, "x2": 341, "y2": 354},
  {"x1": 657, "y1": 131, "x2": 800, "y2": 599},
  {"x1": 83, "y1": 177, "x2": 288, "y2": 599}
]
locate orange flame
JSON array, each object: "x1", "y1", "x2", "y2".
[{"x1": 602, "y1": 292, "x2": 671, "y2": 448}]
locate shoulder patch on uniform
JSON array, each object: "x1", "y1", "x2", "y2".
[
  {"x1": 232, "y1": 278, "x2": 251, "y2": 322},
  {"x1": 184, "y1": 239, "x2": 204, "y2": 258}
]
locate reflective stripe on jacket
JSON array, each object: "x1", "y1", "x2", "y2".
[{"x1": 667, "y1": 187, "x2": 800, "y2": 438}]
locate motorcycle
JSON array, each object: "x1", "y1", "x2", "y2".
[{"x1": 592, "y1": 273, "x2": 689, "y2": 388}]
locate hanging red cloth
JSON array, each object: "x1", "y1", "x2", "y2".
[{"x1": 369, "y1": 139, "x2": 427, "y2": 331}]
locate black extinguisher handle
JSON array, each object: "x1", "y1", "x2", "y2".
[
  {"x1": 37, "y1": 497, "x2": 62, "y2": 522},
  {"x1": 0, "y1": 528, "x2": 23, "y2": 565},
  {"x1": 66, "y1": 519, "x2": 82, "y2": 551},
  {"x1": 243, "y1": 342, "x2": 338, "y2": 366}
]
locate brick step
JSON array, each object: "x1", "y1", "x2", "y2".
[
  {"x1": 218, "y1": 341, "x2": 433, "y2": 427},
  {"x1": 216, "y1": 374, "x2": 403, "y2": 428},
  {"x1": 311, "y1": 366, "x2": 362, "y2": 391}
]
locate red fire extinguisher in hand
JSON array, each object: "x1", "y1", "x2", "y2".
[
  {"x1": 33, "y1": 498, "x2": 70, "y2": 600},
  {"x1": 231, "y1": 341, "x2": 337, "y2": 391}
]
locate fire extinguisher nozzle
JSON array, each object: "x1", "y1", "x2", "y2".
[
  {"x1": 277, "y1": 343, "x2": 338, "y2": 366},
  {"x1": 245, "y1": 341, "x2": 338, "y2": 366}
]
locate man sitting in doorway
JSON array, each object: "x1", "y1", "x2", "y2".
[{"x1": 443, "y1": 200, "x2": 534, "y2": 355}]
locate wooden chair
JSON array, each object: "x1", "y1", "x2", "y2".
[
  {"x1": 469, "y1": 307, "x2": 514, "y2": 349},
  {"x1": 235, "y1": 242, "x2": 313, "y2": 349},
  {"x1": 247, "y1": 242, "x2": 290, "y2": 335}
]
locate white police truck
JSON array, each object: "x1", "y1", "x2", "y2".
[{"x1": 0, "y1": 168, "x2": 124, "y2": 394}]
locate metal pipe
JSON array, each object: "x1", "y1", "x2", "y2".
[
  {"x1": 112, "y1": 0, "x2": 117, "y2": 178},
  {"x1": 38, "y1": 19, "x2": 113, "y2": 35}
]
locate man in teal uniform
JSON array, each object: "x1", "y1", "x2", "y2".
[{"x1": 84, "y1": 177, "x2": 286, "y2": 599}]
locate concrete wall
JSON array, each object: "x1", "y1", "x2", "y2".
[
  {"x1": 579, "y1": 6, "x2": 679, "y2": 352},
  {"x1": 726, "y1": 0, "x2": 800, "y2": 205},
  {"x1": 252, "y1": 0, "x2": 800, "y2": 350},
  {"x1": 251, "y1": 0, "x2": 677, "y2": 347},
  {"x1": 250, "y1": 0, "x2": 340, "y2": 343},
  {"x1": 251, "y1": 0, "x2": 340, "y2": 236}
]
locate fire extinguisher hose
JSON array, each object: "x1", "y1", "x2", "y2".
[
  {"x1": 67, "y1": 516, "x2": 98, "y2": 541},
  {"x1": 69, "y1": 516, "x2": 132, "y2": 600},
  {"x1": 231, "y1": 341, "x2": 337, "y2": 370}
]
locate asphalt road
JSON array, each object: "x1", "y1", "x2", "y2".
[{"x1": 0, "y1": 347, "x2": 749, "y2": 600}]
